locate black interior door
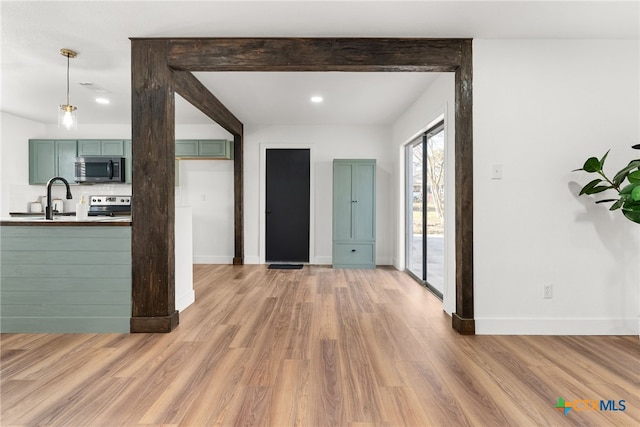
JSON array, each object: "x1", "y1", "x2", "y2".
[{"x1": 265, "y1": 149, "x2": 310, "y2": 262}]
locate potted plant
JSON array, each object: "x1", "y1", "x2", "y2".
[{"x1": 574, "y1": 144, "x2": 640, "y2": 224}]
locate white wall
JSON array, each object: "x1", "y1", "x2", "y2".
[
  {"x1": 243, "y1": 124, "x2": 393, "y2": 265},
  {"x1": 473, "y1": 39, "x2": 640, "y2": 334},
  {"x1": 391, "y1": 73, "x2": 456, "y2": 316},
  {"x1": 0, "y1": 113, "x2": 46, "y2": 214},
  {"x1": 174, "y1": 125, "x2": 234, "y2": 263},
  {"x1": 176, "y1": 159, "x2": 234, "y2": 264}
]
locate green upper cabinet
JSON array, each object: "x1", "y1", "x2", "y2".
[
  {"x1": 56, "y1": 140, "x2": 77, "y2": 183},
  {"x1": 124, "y1": 140, "x2": 132, "y2": 184},
  {"x1": 199, "y1": 140, "x2": 229, "y2": 157},
  {"x1": 175, "y1": 140, "x2": 199, "y2": 157},
  {"x1": 101, "y1": 140, "x2": 125, "y2": 156},
  {"x1": 76, "y1": 139, "x2": 100, "y2": 156},
  {"x1": 29, "y1": 139, "x2": 77, "y2": 185},
  {"x1": 175, "y1": 139, "x2": 233, "y2": 159},
  {"x1": 78, "y1": 139, "x2": 125, "y2": 156},
  {"x1": 29, "y1": 140, "x2": 55, "y2": 184}
]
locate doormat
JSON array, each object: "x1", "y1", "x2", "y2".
[{"x1": 268, "y1": 264, "x2": 303, "y2": 270}]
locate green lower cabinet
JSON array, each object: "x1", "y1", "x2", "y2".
[
  {"x1": 0, "y1": 226, "x2": 132, "y2": 333},
  {"x1": 29, "y1": 139, "x2": 77, "y2": 184},
  {"x1": 332, "y1": 159, "x2": 376, "y2": 269}
]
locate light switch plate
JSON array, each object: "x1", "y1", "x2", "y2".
[{"x1": 491, "y1": 164, "x2": 503, "y2": 179}]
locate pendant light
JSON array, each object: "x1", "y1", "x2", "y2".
[{"x1": 58, "y1": 48, "x2": 78, "y2": 130}]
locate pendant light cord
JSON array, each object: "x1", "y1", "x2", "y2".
[{"x1": 66, "y1": 53, "x2": 70, "y2": 106}]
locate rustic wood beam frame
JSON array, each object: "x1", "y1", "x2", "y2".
[
  {"x1": 131, "y1": 37, "x2": 474, "y2": 334},
  {"x1": 171, "y1": 70, "x2": 244, "y2": 266}
]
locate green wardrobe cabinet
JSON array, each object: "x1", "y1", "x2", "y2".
[
  {"x1": 28, "y1": 139, "x2": 77, "y2": 185},
  {"x1": 332, "y1": 159, "x2": 376, "y2": 269}
]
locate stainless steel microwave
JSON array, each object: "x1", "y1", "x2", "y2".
[{"x1": 74, "y1": 156, "x2": 125, "y2": 183}]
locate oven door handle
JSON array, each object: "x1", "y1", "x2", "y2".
[{"x1": 107, "y1": 160, "x2": 114, "y2": 180}]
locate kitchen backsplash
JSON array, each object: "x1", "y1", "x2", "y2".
[{"x1": 15, "y1": 183, "x2": 132, "y2": 214}]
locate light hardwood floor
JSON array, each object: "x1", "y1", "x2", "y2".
[{"x1": 1, "y1": 265, "x2": 639, "y2": 426}]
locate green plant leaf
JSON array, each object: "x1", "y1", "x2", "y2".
[
  {"x1": 610, "y1": 199, "x2": 623, "y2": 210},
  {"x1": 586, "y1": 185, "x2": 613, "y2": 194},
  {"x1": 582, "y1": 157, "x2": 601, "y2": 173},
  {"x1": 622, "y1": 199, "x2": 640, "y2": 210},
  {"x1": 628, "y1": 170, "x2": 640, "y2": 184},
  {"x1": 613, "y1": 160, "x2": 640, "y2": 186},
  {"x1": 632, "y1": 185, "x2": 640, "y2": 201},
  {"x1": 622, "y1": 209, "x2": 640, "y2": 224},
  {"x1": 620, "y1": 184, "x2": 635, "y2": 195},
  {"x1": 598, "y1": 150, "x2": 610, "y2": 169},
  {"x1": 579, "y1": 178, "x2": 603, "y2": 195}
]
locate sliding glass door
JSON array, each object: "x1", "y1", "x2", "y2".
[
  {"x1": 407, "y1": 139, "x2": 425, "y2": 280},
  {"x1": 406, "y1": 121, "x2": 445, "y2": 298}
]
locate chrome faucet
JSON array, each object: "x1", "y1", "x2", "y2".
[{"x1": 45, "y1": 176, "x2": 73, "y2": 220}]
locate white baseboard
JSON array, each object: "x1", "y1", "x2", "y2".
[
  {"x1": 193, "y1": 256, "x2": 234, "y2": 264},
  {"x1": 476, "y1": 317, "x2": 640, "y2": 335},
  {"x1": 243, "y1": 256, "x2": 334, "y2": 265},
  {"x1": 243, "y1": 256, "x2": 261, "y2": 265},
  {"x1": 376, "y1": 256, "x2": 393, "y2": 265},
  {"x1": 310, "y1": 256, "x2": 393, "y2": 266},
  {"x1": 314, "y1": 256, "x2": 332, "y2": 265},
  {"x1": 176, "y1": 291, "x2": 195, "y2": 312}
]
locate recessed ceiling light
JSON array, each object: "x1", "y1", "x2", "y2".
[
  {"x1": 311, "y1": 96, "x2": 323, "y2": 103},
  {"x1": 95, "y1": 97, "x2": 110, "y2": 104}
]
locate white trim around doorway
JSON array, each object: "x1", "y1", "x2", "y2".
[{"x1": 399, "y1": 106, "x2": 457, "y2": 316}]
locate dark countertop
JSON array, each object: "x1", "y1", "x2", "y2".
[
  {"x1": 1, "y1": 214, "x2": 131, "y2": 226},
  {"x1": 9, "y1": 211, "x2": 76, "y2": 217}
]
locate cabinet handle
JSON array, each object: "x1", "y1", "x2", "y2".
[
  {"x1": 352, "y1": 200, "x2": 358, "y2": 203},
  {"x1": 351, "y1": 249, "x2": 356, "y2": 252}
]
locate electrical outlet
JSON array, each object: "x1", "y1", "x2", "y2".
[{"x1": 544, "y1": 284, "x2": 553, "y2": 299}]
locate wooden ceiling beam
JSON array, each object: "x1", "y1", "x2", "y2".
[
  {"x1": 162, "y1": 37, "x2": 463, "y2": 72},
  {"x1": 172, "y1": 70, "x2": 243, "y2": 136}
]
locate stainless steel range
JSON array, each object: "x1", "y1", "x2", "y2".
[{"x1": 89, "y1": 195, "x2": 131, "y2": 216}]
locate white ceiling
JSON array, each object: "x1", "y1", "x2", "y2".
[{"x1": 1, "y1": 1, "x2": 638, "y2": 127}]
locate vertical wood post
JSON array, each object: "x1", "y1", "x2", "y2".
[
  {"x1": 233, "y1": 133, "x2": 244, "y2": 265},
  {"x1": 130, "y1": 39, "x2": 179, "y2": 332},
  {"x1": 453, "y1": 39, "x2": 475, "y2": 334}
]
